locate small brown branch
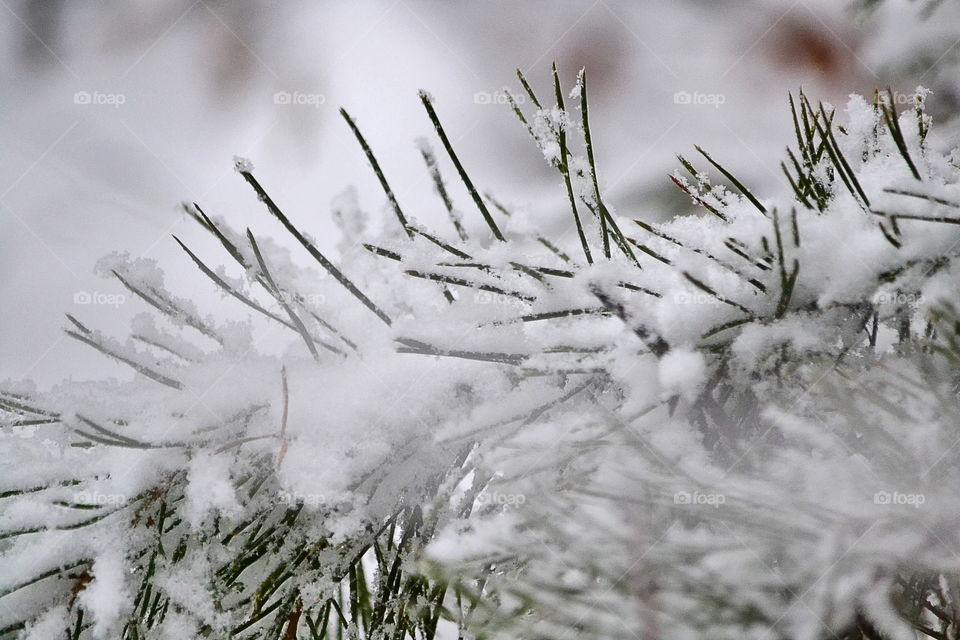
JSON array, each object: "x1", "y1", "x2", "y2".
[{"x1": 277, "y1": 366, "x2": 290, "y2": 468}]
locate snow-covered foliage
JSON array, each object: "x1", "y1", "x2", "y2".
[{"x1": 3, "y1": 69, "x2": 960, "y2": 640}]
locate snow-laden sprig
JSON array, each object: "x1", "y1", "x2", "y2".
[
  {"x1": 3, "y1": 65, "x2": 960, "y2": 640},
  {"x1": 414, "y1": 83, "x2": 960, "y2": 640}
]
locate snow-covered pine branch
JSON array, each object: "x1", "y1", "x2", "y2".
[{"x1": 1, "y1": 68, "x2": 960, "y2": 640}]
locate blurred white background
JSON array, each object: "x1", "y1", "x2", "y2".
[{"x1": 2, "y1": 0, "x2": 959, "y2": 386}]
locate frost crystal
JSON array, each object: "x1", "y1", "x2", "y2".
[{"x1": 232, "y1": 155, "x2": 255, "y2": 173}]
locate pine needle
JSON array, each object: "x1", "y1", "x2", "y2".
[
  {"x1": 418, "y1": 91, "x2": 505, "y2": 242},
  {"x1": 551, "y1": 63, "x2": 593, "y2": 264},
  {"x1": 694, "y1": 145, "x2": 767, "y2": 215},
  {"x1": 63, "y1": 315, "x2": 184, "y2": 390},
  {"x1": 236, "y1": 164, "x2": 393, "y2": 326},
  {"x1": 578, "y1": 69, "x2": 610, "y2": 259},
  {"x1": 340, "y1": 108, "x2": 414, "y2": 237},
  {"x1": 247, "y1": 229, "x2": 321, "y2": 362},
  {"x1": 172, "y1": 235, "x2": 299, "y2": 333},
  {"x1": 418, "y1": 139, "x2": 469, "y2": 242}
]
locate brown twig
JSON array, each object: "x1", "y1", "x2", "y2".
[{"x1": 277, "y1": 366, "x2": 290, "y2": 467}]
